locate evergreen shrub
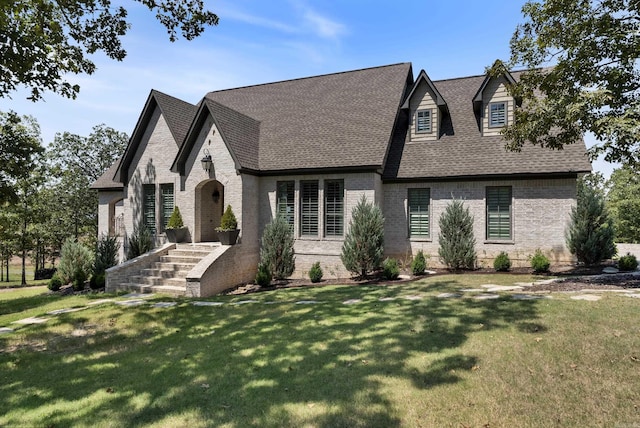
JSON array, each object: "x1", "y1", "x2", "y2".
[
  {"x1": 341, "y1": 195, "x2": 384, "y2": 278},
  {"x1": 218, "y1": 205, "x2": 238, "y2": 231},
  {"x1": 255, "y1": 262, "x2": 272, "y2": 287},
  {"x1": 58, "y1": 238, "x2": 94, "y2": 285},
  {"x1": 259, "y1": 215, "x2": 295, "y2": 280},
  {"x1": 127, "y1": 223, "x2": 153, "y2": 260},
  {"x1": 438, "y1": 199, "x2": 476, "y2": 270},
  {"x1": 382, "y1": 258, "x2": 400, "y2": 280},
  {"x1": 309, "y1": 262, "x2": 323, "y2": 283},
  {"x1": 493, "y1": 252, "x2": 511, "y2": 272},
  {"x1": 618, "y1": 253, "x2": 638, "y2": 271},
  {"x1": 411, "y1": 250, "x2": 427, "y2": 275},
  {"x1": 530, "y1": 249, "x2": 550, "y2": 273},
  {"x1": 166, "y1": 206, "x2": 184, "y2": 229},
  {"x1": 48, "y1": 274, "x2": 62, "y2": 291}
]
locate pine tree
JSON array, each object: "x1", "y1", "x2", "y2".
[
  {"x1": 341, "y1": 195, "x2": 384, "y2": 278},
  {"x1": 566, "y1": 178, "x2": 616, "y2": 265},
  {"x1": 260, "y1": 215, "x2": 295, "y2": 280},
  {"x1": 438, "y1": 199, "x2": 476, "y2": 270}
]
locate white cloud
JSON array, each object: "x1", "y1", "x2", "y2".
[{"x1": 302, "y1": 9, "x2": 347, "y2": 40}]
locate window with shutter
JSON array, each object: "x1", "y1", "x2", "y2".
[
  {"x1": 300, "y1": 181, "x2": 318, "y2": 236},
  {"x1": 160, "y1": 184, "x2": 174, "y2": 232},
  {"x1": 416, "y1": 109, "x2": 432, "y2": 133},
  {"x1": 408, "y1": 188, "x2": 430, "y2": 237},
  {"x1": 277, "y1": 181, "x2": 295, "y2": 230},
  {"x1": 486, "y1": 186, "x2": 512, "y2": 240},
  {"x1": 324, "y1": 180, "x2": 344, "y2": 236},
  {"x1": 489, "y1": 102, "x2": 506, "y2": 127},
  {"x1": 143, "y1": 184, "x2": 156, "y2": 235}
]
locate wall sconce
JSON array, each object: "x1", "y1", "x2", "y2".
[
  {"x1": 200, "y1": 148, "x2": 213, "y2": 173},
  {"x1": 212, "y1": 189, "x2": 220, "y2": 203}
]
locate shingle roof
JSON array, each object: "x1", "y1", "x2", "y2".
[
  {"x1": 205, "y1": 63, "x2": 412, "y2": 172},
  {"x1": 91, "y1": 160, "x2": 122, "y2": 190},
  {"x1": 383, "y1": 73, "x2": 592, "y2": 180}
]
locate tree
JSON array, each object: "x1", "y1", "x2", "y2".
[
  {"x1": 341, "y1": 195, "x2": 384, "y2": 278},
  {"x1": 438, "y1": 199, "x2": 476, "y2": 270},
  {"x1": 607, "y1": 165, "x2": 640, "y2": 243},
  {"x1": 501, "y1": 0, "x2": 640, "y2": 165},
  {"x1": 0, "y1": 111, "x2": 44, "y2": 203},
  {"x1": 1, "y1": 1, "x2": 219, "y2": 101},
  {"x1": 566, "y1": 177, "x2": 616, "y2": 265},
  {"x1": 259, "y1": 216, "x2": 295, "y2": 280}
]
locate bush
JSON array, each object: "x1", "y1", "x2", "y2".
[
  {"x1": 255, "y1": 262, "x2": 272, "y2": 287},
  {"x1": 411, "y1": 250, "x2": 427, "y2": 276},
  {"x1": 48, "y1": 274, "x2": 62, "y2": 291},
  {"x1": 438, "y1": 199, "x2": 476, "y2": 270},
  {"x1": 493, "y1": 251, "x2": 511, "y2": 272},
  {"x1": 382, "y1": 258, "x2": 400, "y2": 280},
  {"x1": 35, "y1": 268, "x2": 57, "y2": 280},
  {"x1": 72, "y1": 267, "x2": 87, "y2": 291},
  {"x1": 341, "y1": 195, "x2": 385, "y2": 278},
  {"x1": 259, "y1": 215, "x2": 295, "y2": 280},
  {"x1": 166, "y1": 206, "x2": 184, "y2": 229},
  {"x1": 57, "y1": 238, "x2": 94, "y2": 285},
  {"x1": 618, "y1": 253, "x2": 638, "y2": 271},
  {"x1": 89, "y1": 272, "x2": 105, "y2": 290},
  {"x1": 127, "y1": 223, "x2": 153, "y2": 260},
  {"x1": 95, "y1": 234, "x2": 119, "y2": 274},
  {"x1": 218, "y1": 205, "x2": 238, "y2": 231},
  {"x1": 530, "y1": 249, "x2": 550, "y2": 273},
  {"x1": 309, "y1": 262, "x2": 323, "y2": 283},
  {"x1": 566, "y1": 178, "x2": 616, "y2": 265}
]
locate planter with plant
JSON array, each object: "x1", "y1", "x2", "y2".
[
  {"x1": 165, "y1": 206, "x2": 188, "y2": 243},
  {"x1": 216, "y1": 205, "x2": 239, "y2": 245}
]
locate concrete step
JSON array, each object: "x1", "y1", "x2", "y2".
[
  {"x1": 118, "y1": 283, "x2": 186, "y2": 297},
  {"x1": 129, "y1": 275, "x2": 186, "y2": 287},
  {"x1": 160, "y1": 255, "x2": 205, "y2": 264},
  {"x1": 151, "y1": 262, "x2": 197, "y2": 272}
]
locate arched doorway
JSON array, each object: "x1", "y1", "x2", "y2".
[{"x1": 195, "y1": 180, "x2": 224, "y2": 242}]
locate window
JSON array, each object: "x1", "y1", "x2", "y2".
[
  {"x1": 489, "y1": 102, "x2": 506, "y2": 127},
  {"x1": 277, "y1": 181, "x2": 295, "y2": 230},
  {"x1": 300, "y1": 181, "x2": 319, "y2": 236},
  {"x1": 486, "y1": 186, "x2": 512, "y2": 240},
  {"x1": 416, "y1": 109, "x2": 432, "y2": 133},
  {"x1": 142, "y1": 184, "x2": 156, "y2": 234},
  {"x1": 408, "y1": 188, "x2": 430, "y2": 237},
  {"x1": 160, "y1": 184, "x2": 174, "y2": 232},
  {"x1": 324, "y1": 180, "x2": 344, "y2": 236}
]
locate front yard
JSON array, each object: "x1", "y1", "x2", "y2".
[{"x1": 1, "y1": 274, "x2": 639, "y2": 427}]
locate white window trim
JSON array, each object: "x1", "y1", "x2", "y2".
[
  {"x1": 489, "y1": 102, "x2": 507, "y2": 128},
  {"x1": 416, "y1": 109, "x2": 433, "y2": 134}
]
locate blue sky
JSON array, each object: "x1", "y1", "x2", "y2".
[{"x1": 0, "y1": 0, "x2": 616, "y2": 177}]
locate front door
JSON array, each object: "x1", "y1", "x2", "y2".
[{"x1": 198, "y1": 180, "x2": 224, "y2": 242}]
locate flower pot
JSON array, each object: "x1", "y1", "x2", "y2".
[
  {"x1": 218, "y1": 229, "x2": 239, "y2": 245},
  {"x1": 165, "y1": 227, "x2": 188, "y2": 243}
]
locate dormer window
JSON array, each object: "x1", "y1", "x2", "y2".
[
  {"x1": 416, "y1": 109, "x2": 432, "y2": 133},
  {"x1": 489, "y1": 102, "x2": 506, "y2": 127}
]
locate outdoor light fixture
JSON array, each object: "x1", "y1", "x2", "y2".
[{"x1": 201, "y1": 148, "x2": 213, "y2": 173}]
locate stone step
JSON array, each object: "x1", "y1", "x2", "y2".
[
  {"x1": 129, "y1": 275, "x2": 186, "y2": 287},
  {"x1": 160, "y1": 255, "x2": 204, "y2": 264},
  {"x1": 151, "y1": 261, "x2": 197, "y2": 271},
  {"x1": 119, "y1": 283, "x2": 186, "y2": 297},
  {"x1": 168, "y1": 249, "x2": 213, "y2": 257},
  {"x1": 140, "y1": 267, "x2": 191, "y2": 278}
]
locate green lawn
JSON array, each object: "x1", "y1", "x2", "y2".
[
  {"x1": 0, "y1": 263, "x2": 49, "y2": 288},
  {"x1": 1, "y1": 275, "x2": 639, "y2": 427}
]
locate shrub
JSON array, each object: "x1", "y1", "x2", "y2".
[
  {"x1": 259, "y1": 215, "x2": 295, "y2": 280},
  {"x1": 166, "y1": 206, "x2": 184, "y2": 229},
  {"x1": 127, "y1": 223, "x2": 153, "y2": 260},
  {"x1": 438, "y1": 198, "x2": 476, "y2": 270},
  {"x1": 48, "y1": 274, "x2": 62, "y2": 291},
  {"x1": 411, "y1": 250, "x2": 427, "y2": 276},
  {"x1": 530, "y1": 249, "x2": 550, "y2": 273},
  {"x1": 493, "y1": 251, "x2": 511, "y2": 272},
  {"x1": 72, "y1": 267, "x2": 87, "y2": 291},
  {"x1": 255, "y1": 262, "x2": 272, "y2": 287},
  {"x1": 309, "y1": 262, "x2": 323, "y2": 283},
  {"x1": 341, "y1": 195, "x2": 385, "y2": 278},
  {"x1": 35, "y1": 268, "x2": 57, "y2": 280},
  {"x1": 382, "y1": 258, "x2": 400, "y2": 280},
  {"x1": 566, "y1": 178, "x2": 616, "y2": 265},
  {"x1": 94, "y1": 234, "x2": 119, "y2": 274},
  {"x1": 218, "y1": 205, "x2": 238, "y2": 231},
  {"x1": 57, "y1": 238, "x2": 94, "y2": 285},
  {"x1": 89, "y1": 272, "x2": 105, "y2": 290},
  {"x1": 618, "y1": 253, "x2": 638, "y2": 271}
]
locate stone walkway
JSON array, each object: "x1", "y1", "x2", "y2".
[{"x1": 2, "y1": 277, "x2": 640, "y2": 335}]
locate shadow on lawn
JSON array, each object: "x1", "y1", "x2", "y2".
[{"x1": 0, "y1": 280, "x2": 544, "y2": 427}]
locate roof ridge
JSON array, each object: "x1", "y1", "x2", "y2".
[{"x1": 203, "y1": 98, "x2": 260, "y2": 123}]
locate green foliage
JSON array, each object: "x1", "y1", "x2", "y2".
[
  {"x1": 340, "y1": 195, "x2": 385, "y2": 278},
  {"x1": 255, "y1": 262, "x2": 272, "y2": 287},
  {"x1": 309, "y1": 262, "x2": 323, "y2": 283},
  {"x1": 411, "y1": 250, "x2": 427, "y2": 276},
  {"x1": 127, "y1": 223, "x2": 153, "y2": 260},
  {"x1": 259, "y1": 216, "x2": 295, "y2": 280},
  {"x1": 438, "y1": 199, "x2": 476, "y2": 270},
  {"x1": 218, "y1": 205, "x2": 238, "y2": 231},
  {"x1": 57, "y1": 238, "x2": 94, "y2": 285},
  {"x1": 48, "y1": 273, "x2": 62, "y2": 291},
  {"x1": 493, "y1": 252, "x2": 512, "y2": 272},
  {"x1": 94, "y1": 234, "x2": 119, "y2": 274},
  {"x1": 72, "y1": 268, "x2": 87, "y2": 292},
  {"x1": 530, "y1": 249, "x2": 550, "y2": 273},
  {"x1": 501, "y1": 0, "x2": 640, "y2": 164},
  {"x1": 382, "y1": 258, "x2": 400, "y2": 280},
  {"x1": 607, "y1": 165, "x2": 640, "y2": 243},
  {"x1": 618, "y1": 253, "x2": 638, "y2": 272},
  {"x1": 166, "y1": 206, "x2": 184, "y2": 229},
  {"x1": 1, "y1": 1, "x2": 219, "y2": 101},
  {"x1": 566, "y1": 178, "x2": 616, "y2": 266},
  {"x1": 89, "y1": 272, "x2": 105, "y2": 290}
]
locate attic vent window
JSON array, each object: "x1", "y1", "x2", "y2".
[
  {"x1": 416, "y1": 110, "x2": 432, "y2": 133},
  {"x1": 489, "y1": 102, "x2": 506, "y2": 127}
]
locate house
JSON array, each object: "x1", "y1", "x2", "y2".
[{"x1": 92, "y1": 62, "x2": 591, "y2": 296}]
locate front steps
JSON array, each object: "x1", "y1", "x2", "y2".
[{"x1": 117, "y1": 243, "x2": 219, "y2": 297}]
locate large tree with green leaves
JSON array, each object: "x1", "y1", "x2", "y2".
[
  {"x1": 500, "y1": 0, "x2": 640, "y2": 165},
  {"x1": 1, "y1": 1, "x2": 219, "y2": 101},
  {"x1": 607, "y1": 165, "x2": 640, "y2": 243}
]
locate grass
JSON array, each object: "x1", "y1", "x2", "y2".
[
  {"x1": 0, "y1": 262, "x2": 49, "y2": 288},
  {"x1": 1, "y1": 274, "x2": 639, "y2": 427}
]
